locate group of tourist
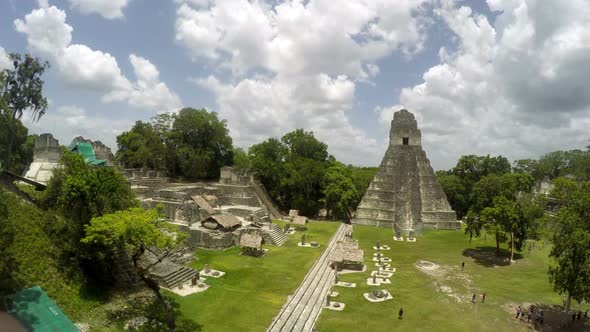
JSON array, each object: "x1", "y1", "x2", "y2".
[{"x1": 515, "y1": 305, "x2": 543, "y2": 324}]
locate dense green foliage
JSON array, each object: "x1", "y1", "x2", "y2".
[
  {"x1": 0, "y1": 188, "x2": 102, "y2": 319},
  {"x1": 547, "y1": 178, "x2": 590, "y2": 311},
  {"x1": 248, "y1": 129, "x2": 330, "y2": 216},
  {"x1": 438, "y1": 155, "x2": 544, "y2": 259},
  {"x1": 322, "y1": 163, "x2": 360, "y2": 221},
  {"x1": 0, "y1": 69, "x2": 37, "y2": 174},
  {"x1": 437, "y1": 154, "x2": 511, "y2": 218},
  {"x1": 42, "y1": 151, "x2": 137, "y2": 283},
  {"x1": 1, "y1": 53, "x2": 49, "y2": 171},
  {"x1": 116, "y1": 108, "x2": 233, "y2": 179},
  {"x1": 246, "y1": 129, "x2": 375, "y2": 217}
]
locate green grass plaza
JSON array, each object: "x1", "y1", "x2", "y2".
[{"x1": 159, "y1": 220, "x2": 589, "y2": 332}]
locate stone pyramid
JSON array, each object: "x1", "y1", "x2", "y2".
[{"x1": 352, "y1": 109, "x2": 459, "y2": 234}]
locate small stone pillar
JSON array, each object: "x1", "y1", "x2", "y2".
[
  {"x1": 335, "y1": 272, "x2": 339, "y2": 284},
  {"x1": 326, "y1": 293, "x2": 331, "y2": 306},
  {"x1": 191, "y1": 276, "x2": 198, "y2": 286},
  {"x1": 376, "y1": 240, "x2": 381, "y2": 249},
  {"x1": 204, "y1": 264, "x2": 210, "y2": 273},
  {"x1": 301, "y1": 233, "x2": 306, "y2": 245},
  {"x1": 373, "y1": 274, "x2": 377, "y2": 284}
]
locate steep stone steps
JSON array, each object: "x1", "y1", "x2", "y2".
[{"x1": 160, "y1": 266, "x2": 198, "y2": 288}]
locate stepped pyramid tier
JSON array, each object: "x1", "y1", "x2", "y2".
[{"x1": 352, "y1": 109, "x2": 460, "y2": 234}]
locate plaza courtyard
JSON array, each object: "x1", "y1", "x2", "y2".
[{"x1": 153, "y1": 220, "x2": 589, "y2": 332}]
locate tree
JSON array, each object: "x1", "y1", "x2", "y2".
[
  {"x1": 0, "y1": 110, "x2": 36, "y2": 173},
  {"x1": 42, "y1": 151, "x2": 137, "y2": 281},
  {"x1": 248, "y1": 129, "x2": 332, "y2": 216},
  {"x1": 232, "y1": 147, "x2": 251, "y2": 170},
  {"x1": 1, "y1": 53, "x2": 49, "y2": 170},
  {"x1": 322, "y1": 163, "x2": 359, "y2": 221},
  {"x1": 83, "y1": 207, "x2": 186, "y2": 330},
  {"x1": 280, "y1": 130, "x2": 331, "y2": 216},
  {"x1": 548, "y1": 178, "x2": 590, "y2": 311},
  {"x1": 171, "y1": 108, "x2": 233, "y2": 179},
  {"x1": 437, "y1": 173, "x2": 468, "y2": 219},
  {"x1": 116, "y1": 121, "x2": 166, "y2": 169},
  {"x1": 548, "y1": 207, "x2": 590, "y2": 312},
  {"x1": 470, "y1": 173, "x2": 536, "y2": 258},
  {"x1": 481, "y1": 196, "x2": 522, "y2": 262},
  {"x1": 464, "y1": 210, "x2": 480, "y2": 244},
  {"x1": 249, "y1": 138, "x2": 286, "y2": 202}
]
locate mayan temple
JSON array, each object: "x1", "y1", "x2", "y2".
[{"x1": 352, "y1": 109, "x2": 460, "y2": 234}]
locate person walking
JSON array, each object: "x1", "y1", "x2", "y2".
[
  {"x1": 471, "y1": 293, "x2": 476, "y2": 304},
  {"x1": 461, "y1": 262, "x2": 465, "y2": 270},
  {"x1": 398, "y1": 307, "x2": 404, "y2": 320},
  {"x1": 482, "y1": 292, "x2": 487, "y2": 303}
]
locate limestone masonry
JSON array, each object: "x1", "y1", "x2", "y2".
[{"x1": 352, "y1": 109, "x2": 460, "y2": 234}]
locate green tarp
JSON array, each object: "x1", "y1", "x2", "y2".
[
  {"x1": 68, "y1": 141, "x2": 106, "y2": 166},
  {"x1": 3, "y1": 286, "x2": 79, "y2": 332}
]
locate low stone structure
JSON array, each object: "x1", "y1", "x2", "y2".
[
  {"x1": 352, "y1": 109, "x2": 460, "y2": 234},
  {"x1": 201, "y1": 215, "x2": 243, "y2": 231},
  {"x1": 240, "y1": 232, "x2": 264, "y2": 256},
  {"x1": 330, "y1": 240, "x2": 364, "y2": 271}
]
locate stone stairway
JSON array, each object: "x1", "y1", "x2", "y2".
[
  {"x1": 267, "y1": 223, "x2": 348, "y2": 332},
  {"x1": 159, "y1": 266, "x2": 199, "y2": 288},
  {"x1": 269, "y1": 224, "x2": 288, "y2": 246},
  {"x1": 259, "y1": 223, "x2": 289, "y2": 246}
]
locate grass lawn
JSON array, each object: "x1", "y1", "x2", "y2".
[
  {"x1": 315, "y1": 225, "x2": 590, "y2": 332},
  {"x1": 169, "y1": 220, "x2": 341, "y2": 332}
]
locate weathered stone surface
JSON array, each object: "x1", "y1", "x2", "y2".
[
  {"x1": 23, "y1": 133, "x2": 62, "y2": 184},
  {"x1": 352, "y1": 109, "x2": 460, "y2": 234}
]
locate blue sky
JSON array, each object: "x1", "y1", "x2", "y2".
[{"x1": 1, "y1": 0, "x2": 589, "y2": 170}]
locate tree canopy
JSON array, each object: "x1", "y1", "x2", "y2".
[
  {"x1": 547, "y1": 178, "x2": 590, "y2": 311},
  {"x1": 42, "y1": 151, "x2": 137, "y2": 282},
  {"x1": 116, "y1": 108, "x2": 233, "y2": 179}
]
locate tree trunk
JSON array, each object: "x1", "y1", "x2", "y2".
[
  {"x1": 142, "y1": 274, "x2": 176, "y2": 331},
  {"x1": 510, "y1": 231, "x2": 514, "y2": 264},
  {"x1": 565, "y1": 293, "x2": 572, "y2": 312},
  {"x1": 4, "y1": 117, "x2": 15, "y2": 171},
  {"x1": 469, "y1": 231, "x2": 473, "y2": 244},
  {"x1": 132, "y1": 249, "x2": 175, "y2": 331},
  {"x1": 495, "y1": 231, "x2": 500, "y2": 257}
]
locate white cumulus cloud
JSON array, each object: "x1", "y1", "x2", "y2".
[
  {"x1": 0, "y1": 46, "x2": 11, "y2": 69},
  {"x1": 378, "y1": 0, "x2": 590, "y2": 169},
  {"x1": 68, "y1": 0, "x2": 130, "y2": 19},
  {"x1": 15, "y1": 4, "x2": 182, "y2": 112},
  {"x1": 177, "y1": 0, "x2": 433, "y2": 164}
]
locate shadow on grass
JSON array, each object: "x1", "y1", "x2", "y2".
[
  {"x1": 106, "y1": 292, "x2": 202, "y2": 332},
  {"x1": 462, "y1": 246, "x2": 523, "y2": 267},
  {"x1": 509, "y1": 303, "x2": 589, "y2": 332}
]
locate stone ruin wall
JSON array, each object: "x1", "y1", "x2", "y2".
[{"x1": 33, "y1": 133, "x2": 62, "y2": 161}]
